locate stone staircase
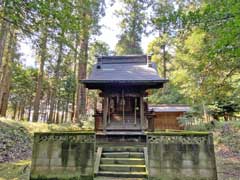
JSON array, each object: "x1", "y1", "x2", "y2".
[{"x1": 94, "y1": 146, "x2": 148, "y2": 179}]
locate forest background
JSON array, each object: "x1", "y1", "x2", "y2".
[
  {"x1": 0, "y1": 1, "x2": 240, "y2": 179},
  {"x1": 0, "y1": 0, "x2": 239, "y2": 125}
]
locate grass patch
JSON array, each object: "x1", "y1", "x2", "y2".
[
  {"x1": 0, "y1": 118, "x2": 92, "y2": 163},
  {"x1": 0, "y1": 117, "x2": 86, "y2": 136},
  {"x1": 0, "y1": 160, "x2": 31, "y2": 180},
  {"x1": 0, "y1": 118, "x2": 94, "y2": 179}
]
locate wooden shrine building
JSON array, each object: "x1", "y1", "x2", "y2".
[
  {"x1": 82, "y1": 55, "x2": 168, "y2": 132},
  {"x1": 149, "y1": 104, "x2": 190, "y2": 130},
  {"x1": 31, "y1": 55, "x2": 217, "y2": 180}
]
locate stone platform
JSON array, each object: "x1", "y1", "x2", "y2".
[{"x1": 30, "y1": 131, "x2": 218, "y2": 180}]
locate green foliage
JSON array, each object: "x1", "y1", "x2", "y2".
[
  {"x1": 148, "y1": 83, "x2": 187, "y2": 104},
  {"x1": 115, "y1": 0, "x2": 148, "y2": 55},
  {"x1": 147, "y1": 36, "x2": 172, "y2": 77},
  {"x1": 10, "y1": 63, "x2": 37, "y2": 107},
  {"x1": 208, "y1": 99, "x2": 240, "y2": 121},
  {"x1": 173, "y1": 0, "x2": 240, "y2": 106},
  {"x1": 88, "y1": 40, "x2": 110, "y2": 73},
  {"x1": 1, "y1": 0, "x2": 107, "y2": 122},
  {"x1": 177, "y1": 106, "x2": 203, "y2": 129},
  {"x1": 146, "y1": 0, "x2": 240, "y2": 117},
  {"x1": 86, "y1": 40, "x2": 110, "y2": 114}
]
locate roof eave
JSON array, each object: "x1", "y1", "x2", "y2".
[
  {"x1": 81, "y1": 79, "x2": 168, "y2": 84},
  {"x1": 81, "y1": 79, "x2": 168, "y2": 90}
]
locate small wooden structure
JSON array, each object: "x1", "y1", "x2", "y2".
[
  {"x1": 82, "y1": 55, "x2": 168, "y2": 132},
  {"x1": 148, "y1": 104, "x2": 190, "y2": 130}
]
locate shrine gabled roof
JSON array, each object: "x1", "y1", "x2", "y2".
[{"x1": 82, "y1": 55, "x2": 168, "y2": 89}]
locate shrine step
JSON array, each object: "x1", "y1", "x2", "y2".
[
  {"x1": 99, "y1": 164, "x2": 146, "y2": 172},
  {"x1": 95, "y1": 146, "x2": 147, "y2": 178},
  {"x1": 103, "y1": 146, "x2": 144, "y2": 152},
  {"x1": 96, "y1": 171, "x2": 147, "y2": 178},
  {"x1": 102, "y1": 152, "x2": 144, "y2": 158},
  {"x1": 100, "y1": 157, "x2": 145, "y2": 165}
]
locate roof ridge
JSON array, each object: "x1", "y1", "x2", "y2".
[
  {"x1": 97, "y1": 55, "x2": 148, "y2": 64},
  {"x1": 99, "y1": 55, "x2": 147, "y2": 58}
]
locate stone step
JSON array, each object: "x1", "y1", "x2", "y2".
[
  {"x1": 96, "y1": 171, "x2": 147, "y2": 178},
  {"x1": 102, "y1": 152, "x2": 144, "y2": 158},
  {"x1": 99, "y1": 164, "x2": 146, "y2": 172},
  {"x1": 103, "y1": 146, "x2": 144, "y2": 152},
  {"x1": 101, "y1": 157, "x2": 145, "y2": 165}
]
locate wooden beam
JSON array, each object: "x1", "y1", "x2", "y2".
[{"x1": 103, "y1": 96, "x2": 108, "y2": 131}]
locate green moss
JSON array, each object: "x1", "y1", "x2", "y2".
[
  {"x1": 30, "y1": 175, "x2": 93, "y2": 180},
  {"x1": 0, "y1": 117, "x2": 86, "y2": 136},
  {"x1": 30, "y1": 169, "x2": 94, "y2": 179},
  {"x1": 0, "y1": 160, "x2": 31, "y2": 180},
  {"x1": 149, "y1": 177, "x2": 215, "y2": 180},
  {"x1": 34, "y1": 131, "x2": 95, "y2": 137},
  {"x1": 146, "y1": 130, "x2": 211, "y2": 136}
]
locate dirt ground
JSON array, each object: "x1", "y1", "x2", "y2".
[{"x1": 215, "y1": 144, "x2": 240, "y2": 180}]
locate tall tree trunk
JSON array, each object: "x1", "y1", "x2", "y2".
[
  {"x1": 158, "y1": 29, "x2": 167, "y2": 79},
  {"x1": 0, "y1": 16, "x2": 9, "y2": 110},
  {"x1": 64, "y1": 99, "x2": 69, "y2": 123},
  {"x1": 48, "y1": 32, "x2": 64, "y2": 123},
  {"x1": 74, "y1": 35, "x2": 88, "y2": 124},
  {"x1": 1, "y1": 91, "x2": 9, "y2": 116},
  {"x1": 0, "y1": 19, "x2": 9, "y2": 68},
  {"x1": 20, "y1": 102, "x2": 25, "y2": 120},
  {"x1": 71, "y1": 35, "x2": 79, "y2": 123},
  {"x1": 53, "y1": 104, "x2": 56, "y2": 123},
  {"x1": 43, "y1": 97, "x2": 48, "y2": 123},
  {"x1": 0, "y1": 22, "x2": 9, "y2": 110},
  {"x1": 48, "y1": 92, "x2": 55, "y2": 123},
  {"x1": 45, "y1": 89, "x2": 51, "y2": 122},
  {"x1": 61, "y1": 103, "x2": 65, "y2": 123},
  {"x1": 17, "y1": 103, "x2": 22, "y2": 121},
  {"x1": 162, "y1": 44, "x2": 167, "y2": 79},
  {"x1": 12, "y1": 104, "x2": 17, "y2": 120},
  {"x1": 32, "y1": 27, "x2": 48, "y2": 122},
  {"x1": 55, "y1": 100, "x2": 60, "y2": 124},
  {"x1": 0, "y1": 28, "x2": 16, "y2": 117},
  {"x1": 28, "y1": 102, "x2": 32, "y2": 122}
]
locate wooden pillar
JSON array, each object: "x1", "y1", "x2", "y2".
[
  {"x1": 140, "y1": 96, "x2": 144, "y2": 130},
  {"x1": 108, "y1": 97, "x2": 110, "y2": 124},
  {"x1": 103, "y1": 96, "x2": 108, "y2": 131},
  {"x1": 122, "y1": 90, "x2": 125, "y2": 125},
  {"x1": 134, "y1": 97, "x2": 137, "y2": 125}
]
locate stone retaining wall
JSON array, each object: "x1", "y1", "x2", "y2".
[
  {"x1": 30, "y1": 132, "x2": 95, "y2": 180},
  {"x1": 147, "y1": 132, "x2": 217, "y2": 180}
]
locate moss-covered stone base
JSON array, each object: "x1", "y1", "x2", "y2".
[
  {"x1": 149, "y1": 177, "x2": 215, "y2": 180},
  {"x1": 30, "y1": 175, "x2": 93, "y2": 180},
  {"x1": 30, "y1": 132, "x2": 95, "y2": 180},
  {"x1": 147, "y1": 133, "x2": 217, "y2": 180}
]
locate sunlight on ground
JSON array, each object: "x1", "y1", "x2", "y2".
[
  {"x1": 0, "y1": 160, "x2": 31, "y2": 180},
  {"x1": 0, "y1": 117, "x2": 85, "y2": 135}
]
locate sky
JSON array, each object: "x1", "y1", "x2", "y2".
[{"x1": 20, "y1": 1, "x2": 155, "y2": 67}]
